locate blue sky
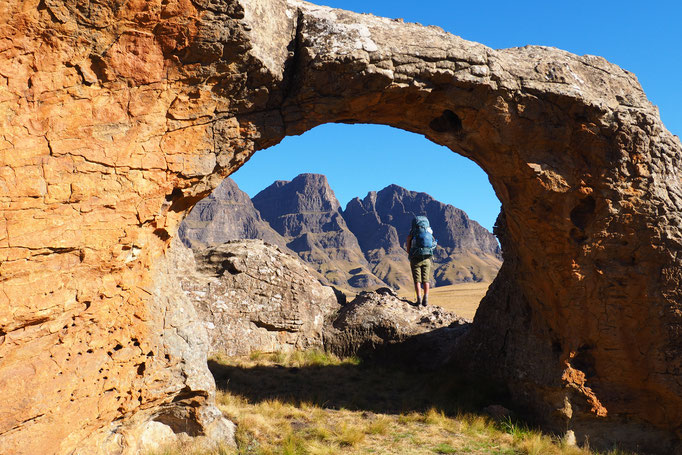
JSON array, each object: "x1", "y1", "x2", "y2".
[{"x1": 233, "y1": 0, "x2": 681, "y2": 232}]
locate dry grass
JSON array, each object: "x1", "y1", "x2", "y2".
[
  {"x1": 150, "y1": 350, "x2": 631, "y2": 455},
  {"x1": 398, "y1": 282, "x2": 491, "y2": 319}
]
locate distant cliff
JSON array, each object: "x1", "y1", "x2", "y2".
[
  {"x1": 179, "y1": 178, "x2": 289, "y2": 251},
  {"x1": 344, "y1": 184, "x2": 501, "y2": 289},
  {"x1": 252, "y1": 174, "x2": 384, "y2": 290},
  {"x1": 179, "y1": 174, "x2": 501, "y2": 292}
]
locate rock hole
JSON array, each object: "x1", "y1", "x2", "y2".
[
  {"x1": 153, "y1": 228, "x2": 171, "y2": 241},
  {"x1": 113, "y1": 344, "x2": 123, "y2": 351},
  {"x1": 166, "y1": 187, "x2": 183, "y2": 202},
  {"x1": 88, "y1": 55, "x2": 112, "y2": 83},
  {"x1": 569, "y1": 196, "x2": 596, "y2": 231},
  {"x1": 222, "y1": 259, "x2": 241, "y2": 275},
  {"x1": 137, "y1": 362, "x2": 146, "y2": 375},
  {"x1": 572, "y1": 344, "x2": 597, "y2": 379},
  {"x1": 154, "y1": 410, "x2": 203, "y2": 437},
  {"x1": 429, "y1": 109, "x2": 463, "y2": 133}
]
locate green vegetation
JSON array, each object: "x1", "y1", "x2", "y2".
[{"x1": 148, "y1": 349, "x2": 633, "y2": 455}]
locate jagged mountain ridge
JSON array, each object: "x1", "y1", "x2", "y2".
[
  {"x1": 179, "y1": 174, "x2": 501, "y2": 292},
  {"x1": 252, "y1": 174, "x2": 385, "y2": 290},
  {"x1": 178, "y1": 178, "x2": 291, "y2": 252},
  {"x1": 344, "y1": 184, "x2": 501, "y2": 289}
]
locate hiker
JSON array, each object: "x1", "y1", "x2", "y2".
[{"x1": 406, "y1": 215, "x2": 437, "y2": 306}]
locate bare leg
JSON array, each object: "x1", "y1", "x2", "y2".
[
  {"x1": 414, "y1": 281, "x2": 422, "y2": 304},
  {"x1": 422, "y1": 282, "x2": 430, "y2": 306}
]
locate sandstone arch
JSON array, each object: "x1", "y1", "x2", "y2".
[{"x1": 1, "y1": 0, "x2": 681, "y2": 453}]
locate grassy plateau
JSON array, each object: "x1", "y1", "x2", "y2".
[{"x1": 149, "y1": 350, "x2": 632, "y2": 455}]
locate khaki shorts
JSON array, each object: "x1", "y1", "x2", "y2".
[{"x1": 410, "y1": 256, "x2": 432, "y2": 283}]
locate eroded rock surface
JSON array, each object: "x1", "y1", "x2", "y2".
[
  {"x1": 179, "y1": 239, "x2": 340, "y2": 355},
  {"x1": 2, "y1": 0, "x2": 681, "y2": 453}
]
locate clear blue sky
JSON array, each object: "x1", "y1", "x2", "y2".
[{"x1": 233, "y1": 0, "x2": 681, "y2": 232}]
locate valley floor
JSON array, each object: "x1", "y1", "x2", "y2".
[
  {"x1": 150, "y1": 351, "x2": 625, "y2": 455},
  {"x1": 398, "y1": 282, "x2": 491, "y2": 320}
]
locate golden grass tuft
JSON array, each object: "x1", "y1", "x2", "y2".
[
  {"x1": 365, "y1": 415, "x2": 391, "y2": 435},
  {"x1": 334, "y1": 422, "x2": 366, "y2": 447}
]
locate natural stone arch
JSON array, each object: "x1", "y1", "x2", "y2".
[
  {"x1": 1, "y1": 0, "x2": 681, "y2": 453},
  {"x1": 264, "y1": 3, "x2": 682, "y2": 450}
]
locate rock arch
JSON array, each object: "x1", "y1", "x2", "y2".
[{"x1": 0, "y1": 0, "x2": 680, "y2": 453}]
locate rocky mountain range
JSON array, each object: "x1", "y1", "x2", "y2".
[{"x1": 179, "y1": 174, "x2": 501, "y2": 292}]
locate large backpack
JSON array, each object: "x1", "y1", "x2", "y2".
[{"x1": 410, "y1": 216, "x2": 437, "y2": 258}]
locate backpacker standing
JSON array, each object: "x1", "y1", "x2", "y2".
[{"x1": 406, "y1": 215, "x2": 437, "y2": 306}]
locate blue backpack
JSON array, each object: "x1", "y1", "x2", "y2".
[{"x1": 410, "y1": 216, "x2": 437, "y2": 258}]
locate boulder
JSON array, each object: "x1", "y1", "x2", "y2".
[
  {"x1": 324, "y1": 288, "x2": 470, "y2": 369},
  {"x1": 180, "y1": 239, "x2": 341, "y2": 356}
]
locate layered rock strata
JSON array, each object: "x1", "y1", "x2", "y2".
[
  {"x1": 179, "y1": 239, "x2": 340, "y2": 356},
  {"x1": 1, "y1": 0, "x2": 681, "y2": 453},
  {"x1": 179, "y1": 178, "x2": 290, "y2": 252}
]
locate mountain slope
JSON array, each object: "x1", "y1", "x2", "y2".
[
  {"x1": 178, "y1": 178, "x2": 290, "y2": 251},
  {"x1": 252, "y1": 174, "x2": 385, "y2": 291},
  {"x1": 180, "y1": 174, "x2": 501, "y2": 293},
  {"x1": 343, "y1": 184, "x2": 501, "y2": 289}
]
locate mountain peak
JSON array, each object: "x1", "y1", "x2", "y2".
[
  {"x1": 292, "y1": 173, "x2": 329, "y2": 185},
  {"x1": 184, "y1": 173, "x2": 501, "y2": 292},
  {"x1": 253, "y1": 173, "x2": 341, "y2": 217}
]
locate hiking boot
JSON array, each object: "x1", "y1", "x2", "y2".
[{"x1": 422, "y1": 296, "x2": 428, "y2": 307}]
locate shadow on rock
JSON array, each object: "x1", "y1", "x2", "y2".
[{"x1": 324, "y1": 288, "x2": 471, "y2": 370}]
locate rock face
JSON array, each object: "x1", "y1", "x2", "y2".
[
  {"x1": 143, "y1": 238, "x2": 237, "y2": 453},
  {"x1": 325, "y1": 288, "x2": 470, "y2": 369},
  {"x1": 252, "y1": 173, "x2": 385, "y2": 290},
  {"x1": 178, "y1": 239, "x2": 340, "y2": 356},
  {"x1": 178, "y1": 177, "x2": 290, "y2": 251},
  {"x1": 2, "y1": 0, "x2": 682, "y2": 453},
  {"x1": 344, "y1": 184, "x2": 501, "y2": 289}
]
